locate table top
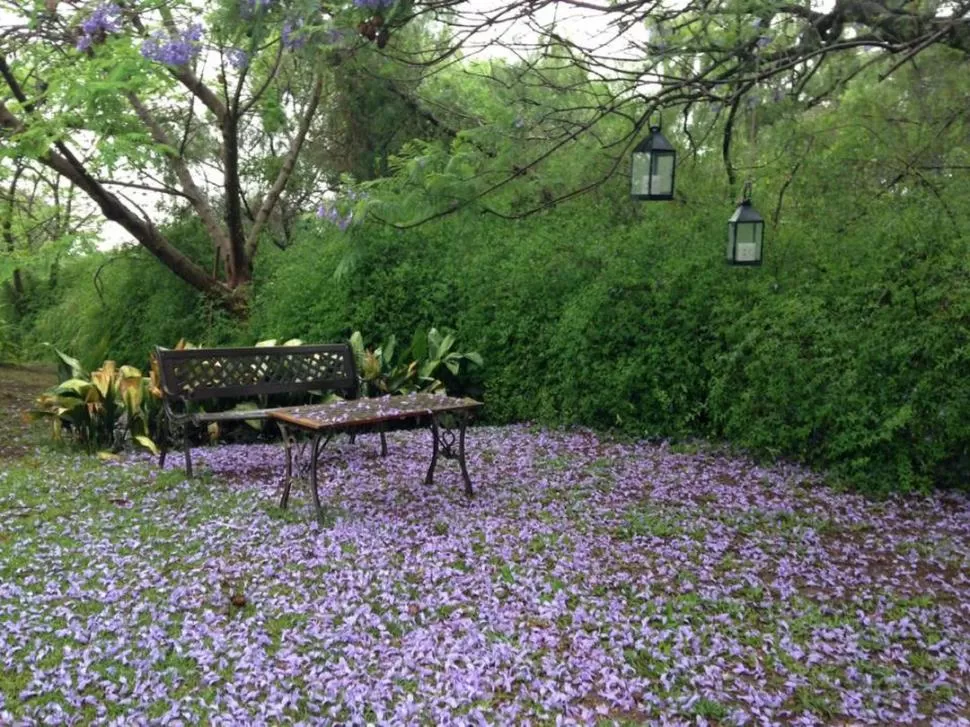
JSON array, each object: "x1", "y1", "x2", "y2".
[{"x1": 269, "y1": 392, "x2": 483, "y2": 432}]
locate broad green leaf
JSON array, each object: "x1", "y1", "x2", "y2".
[
  {"x1": 54, "y1": 379, "x2": 94, "y2": 397},
  {"x1": 134, "y1": 435, "x2": 160, "y2": 456},
  {"x1": 52, "y1": 347, "x2": 86, "y2": 379},
  {"x1": 230, "y1": 401, "x2": 264, "y2": 430}
]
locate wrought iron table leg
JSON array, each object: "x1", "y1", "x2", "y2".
[
  {"x1": 424, "y1": 413, "x2": 474, "y2": 497},
  {"x1": 424, "y1": 416, "x2": 440, "y2": 485},
  {"x1": 349, "y1": 429, "x2": 387, "y2": 456},
  {"x1": 457, "y1": 414, "x2": 473, "y2": 497},
  {"x1": 279, "y1": 425, "x2": 332, "y2": 523},
  {"x1": 309, "y1": 433, "x2": 326, "y2": 525},
  {"x1": 279, "y1": 423, "x2": 295, "y2": 509}
]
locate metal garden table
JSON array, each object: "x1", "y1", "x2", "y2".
[{"x1": 269, "y1": 393, "x2": 483, "y2": 522}]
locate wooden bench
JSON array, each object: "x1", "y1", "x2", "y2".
[{"x1": 154, "y1": 343, "x2": 385, "y2": 476}]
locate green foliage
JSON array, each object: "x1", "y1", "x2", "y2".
[
  {"x1": 21, "y1": 215, "x2": 244, "y2": 370},
  {"x1": 33, "y1": 351, "x2": 161, "y2": 454},
  {"x1": 249, "y1": 152, "x2": 969, "y2": 495},
  {"x1": 8, "y1": 42, "x2": 970, "y2": 496},
  {"x1": 0, "y1": 309, "x2": 18, "y2": 363},
  {"x1": 349, "y1": 327, "x2": 483, "y2": 397}
]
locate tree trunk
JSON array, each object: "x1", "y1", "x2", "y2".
[
  {"x1": 222, "y1": 114, "x2": 252, "y2": 290},
  {"x1": 0, "y1": 99, "x2": 242, "y2": 314},
  {"x1": 1, "y1": 162, "x2": 25, "y2": 318}
]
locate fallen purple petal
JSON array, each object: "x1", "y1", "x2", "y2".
[{"x1": 1, "y1": 424, "x2": 968, "y2": 724}]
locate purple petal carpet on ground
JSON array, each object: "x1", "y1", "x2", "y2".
[{"x1": 1, "y1": 425, "x2": 969, "y2": 725}]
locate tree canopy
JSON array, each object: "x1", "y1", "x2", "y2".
[{"x1": 1, "y1": 0, "x2": 968, "y2": 308}]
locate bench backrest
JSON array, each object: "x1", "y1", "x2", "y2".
[{"x1": 155, "y1": 344, "x2": 359, "y2": 402}]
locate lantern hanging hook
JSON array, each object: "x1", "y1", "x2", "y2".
[{"x1": 741, "y1": 179, "x2": 754, "y2": 203}]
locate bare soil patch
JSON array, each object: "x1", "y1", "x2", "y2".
[{"x1": 0, "y1": 363, "x2": 56, "y2": 460}]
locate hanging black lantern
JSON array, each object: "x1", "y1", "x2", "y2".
[
  {"x1": 727, "y1": 186, "x2": 764, "y2": 266},
  {"x1": 631, "y1": 125, "x2": 676, "y2": 200}
]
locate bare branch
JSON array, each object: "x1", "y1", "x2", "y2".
[
  {"x1": 125, "y1": 92, "x2": 232, "y2": 258},
  {"x1": 245, "y1": 74, "x2": 325, "y2": 258}
]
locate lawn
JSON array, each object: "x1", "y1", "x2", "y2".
[{"x1": 1, "y1": 377, "x2": 969, "y2": 724}]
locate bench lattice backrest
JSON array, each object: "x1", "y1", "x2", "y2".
[{"x1": 155, "y1": 344, "x2": 359, "y2": 402}]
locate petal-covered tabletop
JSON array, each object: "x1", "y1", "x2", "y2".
[{"x1": 271, "y1": 392, "x2": 482, "y2": 431}]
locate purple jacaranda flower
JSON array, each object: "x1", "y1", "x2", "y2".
[
  {"x1": 183, "y1": 23, "x2": 203, "y2": 42},
  {"x1": 81, "y1": 3, "x2": 121, "y2": 34},
  {"x1": 354, "y1": 0, "x2": 394, "y2": 9},
  {"x1": 241, "y1": 0, "x2": 273, "y2": 16},
  {"x1": 141, "y1": 25, "x2": 203, "y2": 66},
  {"x1": 281, "y1": 19, "x2": 306, "y2": 50},
  {"x1": 226, "y1": 48, "x2": 249, "y2": 69},
  {"x1": 76, "y1": 3, "x2": 122, "y2": 50},
  {"x1": 316, "y1": 202, "x2": 352, "y2": 230},
  {"x1": 5, "y1": 418, "x2": 970, "y2": 725}
]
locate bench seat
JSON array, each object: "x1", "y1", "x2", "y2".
[{"x1": 154, "y1": 343, "x2": 383, "y2": 475}]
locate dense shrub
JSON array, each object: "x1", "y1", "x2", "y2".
[
  {"x1": 249, "y1": 183, "x2": 969, "y2": 495},
  {"x1": 21, "y1": 216, "x2": 242, "y2": 370},
  {"x1": 11, "y1": 175, "x2": 970, "y2": 496}
]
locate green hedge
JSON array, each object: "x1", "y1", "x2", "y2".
[
  {"x1": 11, "y1": 183, "x2": 969, "y2": 495},
  {"x1": 250, "y1": 188, "x2": 969, "y2": 495},
  {"x1": 18, "y1": 216, "x2": 238, "y2": 371}
]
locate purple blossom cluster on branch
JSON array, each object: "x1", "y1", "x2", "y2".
[
  {"x1": 140, "y1": 24, "x2": 203, "y2": 66},
  {"x1": 241, "y1": 0, "x2": 274, "y2": 17},
  {"x1": 281, "y1": 19, "x2": 306, "y2": 50},
  {"x1": 354, "y1": 0, "x2": 394, "y2": 9},
  {"x1": 226, "y1": 48, "x2": 249, "y2": 69},
  {"x1": 317, "y1": 202, "x2": 353, "y2": 230},
  {"x1": 76, "y1": 3, "x2": 122, "y2": 51}
]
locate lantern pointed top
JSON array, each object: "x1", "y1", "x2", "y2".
[
  {"x1": 729, "y1": 199, "x2": 764, "y2": 223},
  {"x1": 634, "y1": 125, "x2": 675, "y2": 153}
]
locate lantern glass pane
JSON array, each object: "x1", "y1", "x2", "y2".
[
  {"x1": 735, "y1": 222, "x2": 761, "y2": 262},
  {"x1": 726, "y1": 224, "x2": 736, "y2": 259},
  {"x1": 651, "y1": 153, "x2": 674, "y2": 196},
  {"x1": 631, "y1": 152, "x2": 650, "y2": 196}
]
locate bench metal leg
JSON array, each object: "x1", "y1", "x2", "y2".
[
  {"x1": 158, "y1": 417, "x2": 194, "y2": 476},
  {"x1": 183, "y1": 427, "x2": 193, "y2": 477},
  {"x1": 425, "y1": 413, "x2": 474, "y2": 497},
  {"x1": 158, "y1": 417, "x2": 169, "y2": 470}
]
